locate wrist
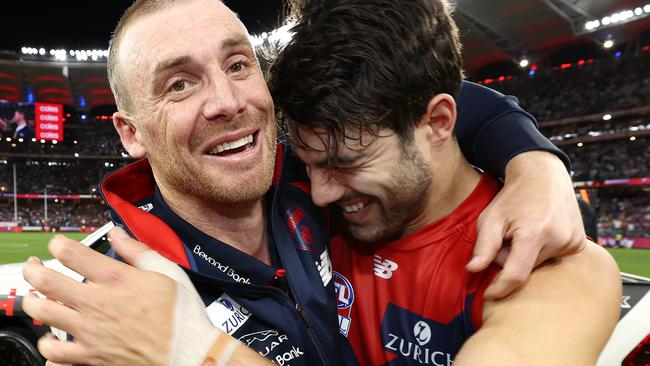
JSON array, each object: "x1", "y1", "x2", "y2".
[
  {"x1": 200, "y1": 333, "x2": 240, "y2": 366},
  {"x1": 504, "y1": 150, "x2": 568, "y2": 183}
]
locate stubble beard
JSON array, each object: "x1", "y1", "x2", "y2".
[
  {"x1": 348, "y1": 143, "x2": 432, "y2": 242},
  {"x1": 150, "y1": 111, "x2": 278, "y2": 205}
]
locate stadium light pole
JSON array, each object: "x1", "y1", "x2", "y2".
[
  {"x1": 44, "y1": 186, "x2": 48, "y2": 225},
  {"x1": 12, "y1": 163, "x2": 17, "y2": 222}
]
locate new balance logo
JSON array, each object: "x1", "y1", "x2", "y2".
[
  {"x1": 315, "y1": 249, "x2": 333, "y2": 286},
  {"x1": 138, "y1": 203, "x2": 153, "y2": 212},
  {"x1": 373, "y1": 255, "x2": 398, "y2": 279}
]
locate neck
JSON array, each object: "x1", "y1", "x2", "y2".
[
  {"x1": 157, "y1": 184, "x2": 270, "y2": 265},
  {"x1": 406, "y1": 141, "x2": 481, "y2": 235}
]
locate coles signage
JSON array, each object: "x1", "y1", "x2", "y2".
[{"x1": 35, "y1": 103, "x2": 64, "y2": 141}]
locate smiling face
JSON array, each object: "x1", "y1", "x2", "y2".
[
  {"x1": 113, "y1": 0, "x2": 276, "y2": 205},
  {"x1": 293, "y1": 127, "x2": 433, "y2": 242}
]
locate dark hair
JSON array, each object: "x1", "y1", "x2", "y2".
[{"x1": 269, "y1": 0, "x2": 463, "y2": 158}]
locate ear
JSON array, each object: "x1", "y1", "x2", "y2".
[
  {"x1": 113, "y1": 111, "x2": 146, "y2": 158},
  {"x1": 419, "y1": 93, "x2": 457, "y2": 145}
]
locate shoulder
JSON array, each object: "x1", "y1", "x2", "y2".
[
  {"x1": 484, "y1": 241, "x2": 620, "y2": 317},
  {"x1": 462, "y1": 242, "x2": 621, "y2": 365},
  {"x1": 519, "y1": 241, "x2": 619, "y2": 296}
]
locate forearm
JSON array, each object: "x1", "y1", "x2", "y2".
[
  {"x1": 454, "y1": 81, "x2": 571, "y2": 178},
  {"x1": 504, "y1": 150, "x2": 571, "y2": 186},
  {"x1": 200, "y1": 337, "x2": 273, "y2": 366},
  {"x1": 475, "y1": 112, "x2": 571, "y2": 178}
]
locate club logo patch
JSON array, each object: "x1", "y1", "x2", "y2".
[
  {"x1": 285, "y1": 205, "x2": 315, "y2": 253},
  {"x1": 334, "y1": 271, "x2": 355, "y2": 336}
]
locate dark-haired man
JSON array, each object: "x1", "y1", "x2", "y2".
[
  {"x1": 9, "y1": 107, "x2": 34, "y2": 140},
  {"x1": 23, "y1": 0, "x2": 600, "y2": 365},
  {"x1": 269, "y1": 0, "x2": 620, "y2": 364}
]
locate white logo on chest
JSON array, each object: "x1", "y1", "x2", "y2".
[
  {"x1": 373, "y1": 255, "x2": 399, "y2": 279},
  {"x1": 206, "y1": 294, "x2": 251, "y2": 334}
]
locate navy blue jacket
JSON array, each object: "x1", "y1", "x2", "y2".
[
  {"x1": 456, "y1": 81, "x2": 570, "y2": 176},
  {"x1": 100, "y1": 145, "x2": 345, "y2": 366}
]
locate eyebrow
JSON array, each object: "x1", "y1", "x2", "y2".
[
  {"x1": 222, "y1": 35, "x2": 252, "y2": 51},
  {"x1": 152, "y1": 55, "x2": 192, "y2": 78},
  {"x1": 314, "y1": 154, "x2": 362, "y2": 169},
  {"x1": 151, "y1": 35, "x2": 253, "y2": 78}
]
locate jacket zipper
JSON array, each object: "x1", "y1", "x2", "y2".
[{"x1": 269, "y1": 148, "x2": 330, "y2": 366}]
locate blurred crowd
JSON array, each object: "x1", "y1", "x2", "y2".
[
  {"x1": 0, "y1": 159, "x2": 128, "y2": 194},
  {"x1": 595, "y1": 193, "x2": 650, "y2": 240},
  {"x1": 0, "y1": 120, "x2": 126, "y2": 157},
  {"x1": 563, "y1": 137, "x2": 650, "y2": 181},
  {"x1": 493, "y1": 51, "x2": 650, "y2": 122},
  {"x1": 0, "y1": 51, "x2": 648, "y2": 237},
  {"x1": 0, "y1": 200, "x2": 110, "y2": 228}
]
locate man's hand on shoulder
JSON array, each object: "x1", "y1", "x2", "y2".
[{"x1": 467, "y1": 150, "x2": 586, "y2": 299}]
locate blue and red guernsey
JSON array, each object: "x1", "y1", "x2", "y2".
[{"x1": 330, "y1": 175, "x2": 501, "y2": 366}]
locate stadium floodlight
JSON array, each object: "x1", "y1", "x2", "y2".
[
  {"x1": 519, "y1": 58, "x2": 530, "y2": 68},
  {"x1": 603, "y1": 114, "x2": 612, "y2": 120},
  {"x1": 604, "y1": 40, "x2": 614, "y2": 48},
  {"x1": 635, "y1": 7, "x2": 643, "y2": 15},
  {"x1": 21, "y1": 47, "x2": 27, "y2": 54},
  {"x1": 645, "y1": 4, "x2": 650, "y2": 13},
  {"x1": 249, "y1": 21, "x2": 295, "y2": 50},
  {"x1": 39, "y1": 48, "x2": 45, "y2": 55},
  {"x1": 602, "y1": 16, "x2": 611, "y2": 25}
]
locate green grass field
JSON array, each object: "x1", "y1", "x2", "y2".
[
  {"x1": 0, "y1": 232, "x2": 87, "y2": 264},
  {"x1": 606, "y1": 248, "x2": 650, "y2": 278},
  {"x1": 0, "y1": 233, "x2": 649, "y2": 278}
]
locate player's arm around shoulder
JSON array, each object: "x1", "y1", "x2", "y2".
[{"x1": 455, "y1": 240, "x2": 621, "y2": 366}]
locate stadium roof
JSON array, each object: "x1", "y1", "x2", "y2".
[
  {"x1": 1, "y1": 0, "x2": 649, "y2": 73},
  {"x1": 455, "y1": 0, "x2": 650, "y2": 72}
]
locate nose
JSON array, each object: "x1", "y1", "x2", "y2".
[
  {"x1": 203, "y1": 71, "x2": 245, "y2": 121},
  {"x1": 310, "y1": 169, "x2": 345, "y2": 207}
]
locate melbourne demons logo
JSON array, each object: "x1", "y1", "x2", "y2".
[
  {"x1": 284, "y1": 205, "x2": 315, "y2": 252},
  {"x1": 333, "y1": 271, "x2": 355, "y2": 337}
]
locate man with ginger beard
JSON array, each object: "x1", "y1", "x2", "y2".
[{"x1": 23, "y1": 0, "x2": 594, "y2": 365}]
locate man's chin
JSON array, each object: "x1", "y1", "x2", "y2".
[{"x1": 347, "y1": 221, "x2": 405, "y2": 243}]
